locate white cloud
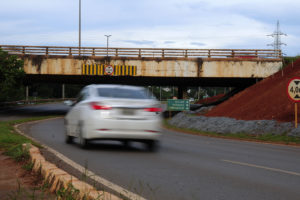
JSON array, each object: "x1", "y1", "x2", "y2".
[{"x1": 0, "y1": 0, "x2": 299, "y2": 55}]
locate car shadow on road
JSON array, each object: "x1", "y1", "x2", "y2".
[{"x1": 73, "y1": 140, "x2": 152, "y2": 153}]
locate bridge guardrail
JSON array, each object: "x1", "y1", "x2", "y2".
[{"x1": 0, "y1": 45, "x2": 282, "y2": 59}]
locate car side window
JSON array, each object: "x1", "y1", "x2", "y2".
[
  {"x1": 76, "y1": 92, "x2": 84, "y2": 103},
  {"x1": 82, "y1": 88, "x2": 90, "y2": 100},
  {"x1": 77, "y1": 88, "x2": 89, "y2": 103}
]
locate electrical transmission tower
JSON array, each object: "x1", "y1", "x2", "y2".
[{"x1": 267, "y1": 20, "x2": 287, "y2": 51}]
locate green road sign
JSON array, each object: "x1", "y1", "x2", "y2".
[{"x1": 167, "y1": 99, "x2": 190, "y2": 111}]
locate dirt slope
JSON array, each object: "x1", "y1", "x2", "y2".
[
  {"x1": 206, "y1": 59, "x2": 300, "y2": 122},
  {"x1": 0, "y1": 151, "x2": 56, "y2": 200}
]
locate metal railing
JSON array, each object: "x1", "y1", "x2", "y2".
[{"x1": 0, "y1": 45, "x2": 282, "y2": 59}]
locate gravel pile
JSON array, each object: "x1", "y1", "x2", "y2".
[{"x1": 169, "y1": 112, "x2": 300, "y2": 137}]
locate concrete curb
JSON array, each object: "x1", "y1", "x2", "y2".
[
  {"x1": 23, "y1": 143, "x2": 120, "y2": 200},
  {"x1": 14, "y1": 118, "x2": 146, "y2": 200}
]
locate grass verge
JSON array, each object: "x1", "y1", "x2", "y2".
[
  {"x1": 0, "y1": 116, "x2": 59, "y2": 158},
  {"x1": 0, "y1": 116, "x2": 61, "y2": 199},
  {"x1": 163, "y1": 119, "x2": 300, "y2": 145}
]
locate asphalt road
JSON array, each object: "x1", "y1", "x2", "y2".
[
  {"x1": 0, "y1": 103, "x2": 69, "y2": 121},
  {"x1": 5, "y1": 103, "x2": 300, "y2": 200}
]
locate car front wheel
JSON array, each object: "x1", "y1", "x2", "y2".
[
  {"x1": 65, "y1": 133, "x2": 74, "y2": 144},
  {"x1": 64, "y1": 122, "x2": 74, "y2": 144},
  {"x1": 78, "y1": 122, "x2": 88, "y2": 149}
]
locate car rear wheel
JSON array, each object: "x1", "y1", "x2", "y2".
[
  {"x1": 78, "y1": 122, "x2": 88, "y2": 149},
  {"x1": 145, "y1": 140, "x2": 159, "y2": 152},
  {"x1": 122, "y1": 140, "x2": 131, "y2": 148}
]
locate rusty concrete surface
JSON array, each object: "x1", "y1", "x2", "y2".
[{"x1": 22, "y1": 55, "x2": 282, "y2": 78}]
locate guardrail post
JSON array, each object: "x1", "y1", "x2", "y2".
[
  {"x1": 185, "y1": 50, "x2": 188, "y2": 58},
  {"x1": 232, "y1": 50, "x2": 235, "y2": 58},
  {"x1": 255, "y1": 50, "x2": 258, "y2": 57},
  {"x1": 162, "y1": 50, "x2": 165, "y2": 58},
  {"x1": 138, "y1": 49, "x2": 141, "y2": 58},
  {"x1": 46, "y1": 47, "x2": 49, "y2": 56},
  {"x1": 22, "y1": 46, "x2": 25, "y2": 55},
  {"x1": 92, "y1": 48, "x2": 95, "y2": 56},
  {"x1": 208, "y1": 50, "x2": 211, "y2": 58},
  {"x1": 116, "y1": 49, "x2": 118, "y2": 57},
  {"x1": 69, "y1": 48, "x2": 72, "y2": 56}
]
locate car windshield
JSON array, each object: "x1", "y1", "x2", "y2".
[{"x1": 97, "y1": 87, "x2": 155, "y2": 99}]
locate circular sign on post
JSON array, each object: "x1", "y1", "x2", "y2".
[
  {"x1": 104, "y1": 65, "x2": 114, "y2": 75},
  {"x1": 287, "y1": 77, "x2": 300, "y2": 102}
]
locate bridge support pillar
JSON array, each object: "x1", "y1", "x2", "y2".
[
  {"x1": 62, "y1": 84, "x2": 65, "y2": 99},
  {"x1": 26, "y1": 86, "x2": 29, "y2": 101}
]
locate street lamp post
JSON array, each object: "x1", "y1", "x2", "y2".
[
  {"x1": 105, "y1": 35, "x2": 111, "y2": 57},
  {"x1": 79, "y1": 0, "x2": 81, "y2": 55}
]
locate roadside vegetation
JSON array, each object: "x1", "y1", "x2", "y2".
[
  {"x1": 163, "y1": 119, "x2": 300, "y2": 145},
  {"x1": 0, "y1": 117, "x2": 53, "y2": 152},
  {"x1": 283, "y1": 55, "x2": 300, "y2": 67},
  {"x1": 0, "y1": 116, "x2": 61, "y2": 199},
  {"x1": 0, "y1": 48, "x2": 25, "y2": 102},
  {"x1": 0, "y1": 116, "x2": 108, "y2": 200}
]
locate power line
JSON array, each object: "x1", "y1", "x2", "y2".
[{"x1": 267, "y1": 20, "x2": 287, "y2": 51}]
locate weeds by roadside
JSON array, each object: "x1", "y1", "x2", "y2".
[
  {"x1": 0, "y1": 116, "x2": 120, "y2": 200},
  {"x1": 0, "y1": 116, "x2": 58, "y2": 151},
  {"x1": 56, "y1": 182, "x2": 80, "y2": 200},
  {"x1": 6, "y1": 177, "x2": 53, "y2": 200},
  {"x1": 0, "y1": 116, "x2": 58, "y2": 200}
]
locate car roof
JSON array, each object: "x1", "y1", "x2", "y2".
[{"x1": 89, "y1": 84, "x2": 144, "y2": 90}]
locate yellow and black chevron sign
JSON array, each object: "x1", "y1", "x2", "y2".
[{"x1": 82, "y1": 64, "x2": 137, "y2": 76}]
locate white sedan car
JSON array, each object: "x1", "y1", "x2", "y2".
[{"x1": 64, "y1": 84, "x2": 162, "y2": 151}]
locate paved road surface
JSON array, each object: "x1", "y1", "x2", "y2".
[
  {"x1": 21, "y1": 118, "x2": 300, "y2": 200},
  {"x1": 4, "y1": 103, "x2": 300, "y2": 200},
  {"x1": 0, "y1": 103, "x2": 69, "y2": 121}
]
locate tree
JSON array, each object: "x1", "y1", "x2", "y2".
[{"x1": 0, "y1": 48, "x2": 25, "y2": 102}]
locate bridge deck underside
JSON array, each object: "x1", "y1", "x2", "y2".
[{"x1": 25, "y1": 74, "x2": 259, "y2": 87}]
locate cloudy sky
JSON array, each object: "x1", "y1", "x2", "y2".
[{"x1": 1, "y1": 0, "x2": 299, "y2": 56}]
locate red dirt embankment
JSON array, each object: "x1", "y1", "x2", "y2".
[{"x1": 206, "y1": 59, "x2": 300, "y2": 122}]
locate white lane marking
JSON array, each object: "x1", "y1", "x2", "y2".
[{"x1": 222, "y1": 159, "x2": 300, "y2": 176}]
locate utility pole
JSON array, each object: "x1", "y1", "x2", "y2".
[
  {"x1": 79, "y1": 0, "x2": 81, "y2": 55},
  {"x1": 267, "y1": 20, "x2": 287, "y2": 55},
  {"x1": 105, "y1": 35, "x2": 111, "y2": 57}
]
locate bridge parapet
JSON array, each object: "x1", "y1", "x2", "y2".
[{"x1": 0, "y1": 45, "x2": 281, "y2": 60}]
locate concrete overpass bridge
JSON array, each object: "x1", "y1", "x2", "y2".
[
  {"x1": 1, "y1": 45, "x2": 282, "y2": 86},
  {"x1": 1, "y1": 45, "x2": 282, "y2": 98}
]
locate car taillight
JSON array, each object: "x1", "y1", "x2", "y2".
[
  {"x1": 144, "y1": 107, "x2": 162, "y2": 112},
  {"x1": 90, "y1": 102, "x2": 111, "y2": 110},
  {"x1": 145, "y1": 130, "x2": 160, "y2": 133}
]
